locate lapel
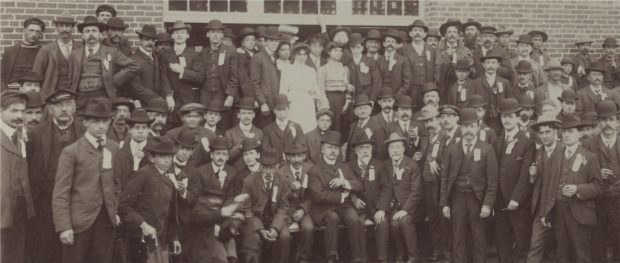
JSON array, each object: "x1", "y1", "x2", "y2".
[
  {"x1": 136, "y1": 48, "x2": 155, "y2": 66},
  {"x1": 261, "y1": 50, "x2": 276, "y2": 66},
  {"x1": 452, "y1": 140, "x2": 465, "y2": 180},
  {"x1": 74, "y1": 46, "x2": 85, "y2": 76},
  {"x1": 79, "y1": 136, "x2": 100, "y2": 157},
  {"x1": 0, "y1": 130, "x2": 19, "y2": 156},
  {"x1": 151, "y1": 165, "x2": 174, "y2": 189},
  {"x1": 99, "y1": 45, "x2": 109, "y2": 73},
  {"x1": 597, "y1": 136, "x2": 609, "y2": 160},
  {"x1": 585, "y1": 86, "x2": 600, "y2": 103},
  {"x1": 40, "y1": 121, "x2": 54, "y2": 157}
]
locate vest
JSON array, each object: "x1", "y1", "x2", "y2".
[
  {"x1": 204, "y1": 48, "x2": 222, "y2": 92},
  {"x1": 46, "y1": 125, "x2": 76, "y2": 186},
  {"x1": 410, "y1": 47, "x2": 427, "y2": 86},
  {"x1": 56, "y1": 47, "x2": 70, "y2": 90},
  {"x1": 78, "y1": 49, "x2": 104, "y2": 91},
  {"x1": 557, "y1": 155, "x2": 572, "y2": 202},
  {"x1": 455, "y1": 149, "x2": 474, "y2": 193}
]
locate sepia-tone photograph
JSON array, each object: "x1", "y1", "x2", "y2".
[{"x1": 0, "y1": 0, "x2": 619, "y2": 262}]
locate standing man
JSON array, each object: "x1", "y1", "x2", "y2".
[
  {"x1": 512, "y1": 60, "x2": 545, "y2": 112},
  {"x1": 107, "y1": 97, "x2": 134, "y2": 146},
  {"x1": 27, "y1": 90, "x2": 83, "y2": 263},
  {"x1": 251, "y1": 26, "x2": 281, "y2": 127},
  {"x1": 398, "y1": 20, "x2": 437, "y2": 109},
  {"x1": 112, "y1": 109, "x2": 153, "y2": 188},
  {"x1": 494, "y1": 98, "x2": 535, "y2": 263},
  {"x1": 472, "y1": 26, "x2": 513, "y2": 80},
  {"x1": 495, "y1": 25, "x2": 518, "y2": 59},
  {"x1": 32, "y1": 11, "x2": 80, "y2": 98},
  {"x1": 380, "y1": 30, "x2": 412, "y2": 102},
  {"x1": 225, "y1": 97, "x2": 264, "y2": 168},
  {"x1": 1, "y1": 91, "x2": 36, "y2": 263},
  {"x1": 577, "y1": 62, "x2": 620, "y2": 113},
  {"x1": 440, "y1": 108, "x2": 499, "y2": 263},
  {"x1": 347, "y1": 33, "x2": 382, "y2": 102},
  {"x1": 52, "y1": 98, "x2": 121, "y2": 263},
  {"x1": 102, "y1": 17, "x2": 132, "y2": 56},
  {"x1": 574, "y1": 39, "x2": 594, "y2": 85},
  {"x1": 511, "y1": 34, "x2": 546, "y2": 87},
  {"x1": 68, "y1": 16, "x2": 139, "y2": 109},
  {"x1": 388, "y1": 95, "x2": 424, "y2": 158},
  {"x1": 596, "y1": 37, "x2": 620, "y2": 89},
  {"x1": 369, "y1": 87, "x2": 397, "y2": 160},
  {"x1": 262, "y1": 94, "x2": 304, "y2": 164},
  {"x1": 528, "y1": 30, "x2": 551, "y2": 68},
  {"x1": 237, "y1": 27, "x2": 259, "y2": 100},
  {"x1": 1, "y1": 17, "x2": 45, "y2": 90},
  {"x1": 23, "y1": 91, "x2": 44, "y2": 131},
  {"x1": 436, "y1": 19, "x2": 473, "y2": 100},
  {"x1": 446, "y1": 60, "x2": 474, "y2": 109},
  {"x1": 539, "y1": 60, "x2": 571, "y2": 110}
]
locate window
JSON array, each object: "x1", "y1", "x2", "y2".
[
  {"x1": 170, "y1": 0, "x2": 248, "y2": 12},
  {"x1": 351, "y1": 0, "x2": 419, "y2": 16}
]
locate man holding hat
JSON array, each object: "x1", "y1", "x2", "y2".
[
  {"x1": 225, "y1": 97, "x2": 264, "y2": 168},
  {"x1": 511, "y1": 34, "x2": 547, "y2": 87},
  {"x1": 512, "y1": 60, "x2": 545, "y2": 109},
  {"x1": 577, "y1": 61, "x2": 620, "y2": 113},
  {"x1": 472, "y1": 26, "x2": 514, "y2": 80},
  {"x1": 69, "y1": 16, "x2": 140, "y2": 110},
  {"x1": 369, "y1": 87, "x2": 397, "y2": 160},
  {"x1": 582, "y1": 100, "x2": 620, "y2": 262},
  {"x1": 596, "y1": 37, "x2": 620, "y2": 89},
  {"x1": 380, "y1": 29, "x2": 412, "y2": 98},
  {"x1": 440, "y1": 107, "x2": 499, "y2": 263},
  {"x1": 32, "y1": 10, "x2": 80, "y2": 98},
  {"x1": 494, "y1": 98, "x2": 535, "y2": 263},
  {"x1": 1, "y1": 90, "x2": 35, "y2": 263},
  {"x1": 112, "y1": 109, "x2": 154, "y2": 188},
  {"x1": 1, "y1": 17, "x2": 45, "y2": 91},
  {"x1": 307, "y1": 131, "x2": 364, "y2": 263},
  {"x1": 347, "y1": 33, "x2": 382, "y2": 103},
  {"x1": 398, "y1": 19, "x2": 437, "y2": 108},
  {"x1": 239, "y1": 149, "x2": 292, "y2": 263},
  {"x1": 102, "y1": 17, "x2": 132, "y2": 56},
  {"x1": 537, "y1": 114, "x2": 603, "y2": 263},
  {"x1": 237, "y1": 27, "x2": 260, "y2": 100},
  {"x1": 119, "y1": 136, "x2": 182, "y2": 262},
  {"x1": 251, "y1": 26, "x2": 282, "y2": 127},
  {"x1": 52, "y1": 97, "x2": 121, "y2": 263},
  {"x1": 304, "y1": 109, "x2": 334, "y2": 164},
  {"x1": 106, "y1": 97, "x2": 134, "y2": 146},
  {"x1": 446, "y1": 60, "x2": 474, "y2": 108},
  {"x1": 23, "y1": 91, "x2": 44, "y2": 131},
  {"x1": 26, "y1": 89, "x2": 83, "y2": 263},
  {"x1": 528, "y1": 30, "x2": 551, "y2": 68},
  {"x1": 144, "y1": 97, "x2": 171, "y2": 137},
  {"x1": 262, "y1": 94, "x2": 304, "y2": 164}
]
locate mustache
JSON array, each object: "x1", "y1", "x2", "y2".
[
  {"x1": 87, "y1": 35, "x2": 97, "y2": 41},
  {"x1": 383, "y1": 106, "x2": 393, "y2": 111},
  {"x1": 12, "y1": 119, "x2": 23, "y2": 125},
  {"x1": 27, "y1": 119, "x2": 40, "y2": 125},
  {"x1": 464, "y1": 131, "x2": 475, "y2": 137},
  {"x1": 484, "y1": 40, "x2": 492, "y2": 45}
]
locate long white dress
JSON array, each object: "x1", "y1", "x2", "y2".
[{"x1": 280, "y1": 62, "x2": 327, "y2": 133}]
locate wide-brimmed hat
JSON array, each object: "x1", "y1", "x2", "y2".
[
  {"x1": 259, "y1": 149, "x2": 280, "y2": 166},
  {"x1": 596, "y1": 100, "x2": 619, "y2": 118},
  {"x1": 558, "y1": 89, "x2": 578, "y2": 103},
  {"x1": 417, "y1": 105, "x2": 440, "y2": 121},
  {"x1": 350, "y1": 130, "x2": 373, "y2": 147},
  {"x1": 329, "y1": 26, "x2": 351, "y2": 40},
  {"x1": 384, "y1": 132, "x2": 407, "y2": 145},
  {"x1": 560, "y1": 114, "x2": 586, "y2": 129},
  {"x1": 516, "y1": 34, "x2": 533, "y2": 45},
  {"x1": 210, "y1": 136, "x2": 232, "y2": 151},
  {"x1": 462, "y1": 19, "x2": 481, "y2": 30},
  {"x1": 354, "y1": 94, "x2": 373, "y2": 107},
  {"x1": 53, "y1": 11, "x2": 76, "y2": 25},
  {"x1": 273, "y1": 94, "x2": 290, "y2": 109},
  {"x1": 586, "y1": 62, "x2": 607, "y2": 74},
  {"x1": 408, "y1": 19, "x2": 428, "y2": 32},
  {"x1": 365, "y1": 29, "x2": 381, "y2": 41},
  {"x1": 127, "y1": 109, "x2": 154, "y2": 125},
  {"x1": 560, "y1": 56, "x2": 577, "y2": 67},
  {"x1": 25, "y1": 91, "x2": 44, "y2": 108},
  {"x1": 144, "y1": 97, "x2": 168, "y2": 113},
  {"x1": 96, "y1": 4, "x2": 116, "y2": 17},
  {"x1": 237, "y1": 27, "x2": 258, "y2": 42},
  {"x1": 468, "y1": 95, "x2": 487, "y2": 108},
  {"x1": 112, "y1": 97, "x2": 135, "y2": 111},
  {"x1": 439, "y1": 18, "x2": 462, "y2": 37},
  {"x1": 531, "y1": 116, "x2": 561, "y2": 130},
  {"x1": 205, "y1": 19, "x2": 225, "y2": 31},
  {"x1": 155, "y1": 33, "x2": 173, "y2": 45},
  {"x1": 284, "y1": 143, "x2": 307, "y2": 155},
  {"x1": 602, "y1": 37, "x2": 619, "y2": 47},
  {"x1": 381, "y1": 28, "x2": 402, "y2": 43},
  {"x1": 106, "y1": 17, "x2": 128, "y2": 30},
  {"x1": 77, "y1": 16, "x2": 106, "y2": 33},
  {"x1": 499, "y1": 98, "x2": 522, "y2": 115},
  {"x1": 348, "y1": 33, "x2": 365, "y2": 47},
  {"x1": 170, "y1": 20, "x2": 191, "y2": 32},
  {"x1": 136, "y1": 24, "x2": 157, "y2": 39},
  {"x1": 396, "y1": 95, "x2": 415, "y2": 109},
  {"x1": 515, "y1": 60, "x2": 533, "y2": 74},
  {"x1": 18, "y1": 71, "x2": 43, "y2": 84},
  {"x1": 236, "y1": 97, "x2": 257, "y2": 110},
  {"x1": 458, "y1": 108, "x2": 478, "y2": 124},
  {"x1": 176, "y1": 127, "x2": 198, "y2": 148},
  {"x1": 321, "y1": 131, "x2": 343, "y2": 146},
  {"x1": 205, "y1": 99, "x2": 226, "y2": 112},
  {"x1": 241, "y1": 137, "x2": 261, "y2": 152},
  {"x1": 144, "y1": 136, "x2": 177, "y2": 155},
  {"x1": 78, "y1": 97, "x2": 115, "y2": 118},
  {"x1": 494, "y1": 25, "x2": 513, "y2": 37},
  {"x1": 45, "y1": 89, "x2": 77, "y2": 104},
  {"x1": 528, "y1": 30, "x2": 549, "y2": 42},
  {"x1": 439, "y1": 104, "x2": 459, "y2": 116},
  {"x1": 263, "y1": 26, "x2": 281, "y2": 40},
  {"x1": 544, "y1": 59, "x2": 563, "y2": 71},
  {"x1": 377, "y1": 87, "x2": 395, "y2": 99}
]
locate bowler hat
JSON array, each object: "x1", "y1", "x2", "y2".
[
  {"x1": 381, "y1": 29, "x2": 402, "y2": 43},
  {"x1": 518, "y1": 95, "x2": 536, "y2": 109},
  {"x1": 137, "y1": 24, "x2": 157, "y2": 39},
  {"x1": 384, "y1": 132, "x2": 407, "y2": 145},
  {"x1": 223, "y1": 28, "x2": 235, "y2": 39},
  {"x1": 458, "y1": 108, "x2": 478, "y2": 124},
  {"x1": 350, "y1": 130, "x2": 373, "y2": 147},
  {"x1": 259, "y1": 149, "x2": 280, "y2": 166},
  {"x1": 273, "y1": 94, "x2": 290, "y2": 109},
  {"x1": 560, "y1": 114, "x2": 586, "y2": 129},
  {"x1": 479, "y1": 49, "x2": 503, "y2": 62},
  {"x1": 25, "y1": 91, "x2": 44, "y2": 108},
  {"x1": 284, "y1": 143, "x2": 307, "y2": 155},
  {"x1": 516, "y1": 34, "x2": 533, "y2": 45},
  {"x1": 236, "y1": 97, "x2": 258, "y2": 110},
  {"x1": 544, "y1": 59, "x2": 563, "y2": 71},
  {"x1": 417, "y1": 105, "x2": 440, "y2": 121},
  {"x1": 255, "y1": 26, "x2": 267, "y2": 37},
  {"x1": 586, "y1": 62, "x2": 607, "y2": 74},
  {"x1": 515, "y1": 60, "x2": 533, "y2": 74},
  {"x1": 210, "y1": 136, "x2": 232, "y2": 151},
  {"x1": 45, "y1": 89, "x2": 76, "y2": 104},
  {"x1": 462, "y1": 19, "x2": 481, "y2": 30},
  {"x1": 499, "y1": 98, "x2": 522, "y2": 115},
  {"x1": 18, "y1": 71, "x2": 43, "y2": 84},
  {"x1": 479, "y1": 26, "x2": 497, "y2": 35},
  {"x1": 237, "y1": 27, "x2": 258, "y2": 42},
  {"x1": 1, "y1": 90, "x2": 28, "y2": 108},
  {"x1": 439, "y1": 104, "x2": 459, "y2": 116},
  {"x1": 96, "y1": 4, "x2": 116, "y2": 17},
  {"x1": 354, "y1": 94, "x2": 373, "y2": 107},
  {"x1": 321, "y1": 131, "x2": 343, "y2": 146},
  {"x1": 421, "y1": 82, "x2": 439, "y2": 95},
  {"x1": 468, "y1": 95, "x2": 487, "y2": 108},
  {"x1": 155, "y1": 33, "x2": 174, "y2": 45},
  {"x1": 558, "y1": 89, "x2": 578, "y2": 103},
  {"x1": 24, "y1": 17, "x2": 46, "y2": 32},
  {"x1": 329, "y1": 26, "x2": 351, "y2": 40},
  {"x1": 53, "y1": 11, "x2": 76, "y2": 25},
  {"x1": 78, "y1": 16, "x2": 106, "y2": 33},
  {"x1": 602, "y1": 37, "x2": 619, "y2": 47},
  {"x1": 205, "y1": 19, "x2": 225, "y2": 31},
  {"x1": 455, "y1": 59, "x2": 472, "y2": 71},
  {"x1": 144, "y1": 97, "x2": 168, "y2": 113},
  {"x1": 263, "y1": 26, "x2": 281, "y2": 40},
  {"x1": 205, "y1": 99, "x2": 226, "y2": 112},
  {"x1": 377, "y1": 87, "x2": 395, "y2": 99},
  {"x1": 596, "y1": 100, "x2": 619, "y2": 118},
  {"x1": 531, "y1": 116, "x2": 561, "y2": 131},
  {"x1": 365, "y1": 29, "x2": 381, "y2": 41},
  {"x1": 241, "y1": 137, "x2": 261, "y2": 152},
  {"x1": 144, "y1": 136, "x2": 177, "y2": 155},
  {"x1": 348, "y1": 33, "x2": 365, "y2": 47},
  {"x1": 78, "y1": 97, "x2": 115, "y2": 119},
  {"x1": 494, "y1": 25, "x2": 513, "y2": 37},
  {"x1": 396, "y1": 95, "x2": 415, "y2": 109},
  {"x1": 439, "y1": 18, "x2": 462, "y2": 37},
  {"x1": 112, "y1": 97, "x2": 135, "y2": 112},
  {"x1": 528, "y1": 30, "x2": 549, "y2": 42},
  {"x1": 425, "y1": 28, "x2": 441, "y2": 40},
  {"x1": 581, "y1": 112, "x2": 598, "y2": 127},
  {"x1": 106, "y1": 17, "x2": 128, "y2": 30},
  {"x1": 396, "y1": 31, "x2": 408, "y2": 43},
  {"x1": 408, "y1": 19, "x2": 428, "y2": 32},
  {"x1": 170, "y1": 20, "x2": 191, "y2": 32},
  {"x1": 176, "y1": 127, "x2": 198, "y2": 148},
  {"x1": 178, "y1": 103, "x2": 206, "y2": 115},
  {"x1": 574, "y1": 39, "x2": 593, "y2": 46},
  {"x1": 127, "y1": 109, "x2": 154, "y2": 125}
]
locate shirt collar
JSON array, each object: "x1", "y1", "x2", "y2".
[
  {"x1": 601, "y1": 134, "x2": 617, "y2": 147},
  {"x1": 392, "y1": 157, "x2": 402, "y2": 167},
  {"x1": 545, "y1": 140, "x2": 557, "y2": 154},
  {"x1": 212, "y1": 162, "x2": 223, "y2": 173},
  {"x1": 447, "y1": 41, "x2": 458, "y2": 49},
  {"x1": 85, "y1": 43, "x2": 100, "y2": 55},
  {"x1": 154, "y1": 165, "x2": 167, "y2": 175},
  {"x1": 276, "y1": 119, "x2": 289, "y2": 130},
  {"x1": 463, "y1": 138, "x2": 478, "y2": 152},
  {"x1": 84, "y1": 132, "x2": 106, "y2": 149},
  {"x1": 323, "y1": 156, "x2": 336, "y2": 166},
  {"x1": 505, "y1": 128, "x2": 519, "y2": 142},
  {"x1": 565, "y1": 143, "x2": 579, "y2": 156},
  {"x1": 204, "y1": 123, "x2": 217, "y2": 133},
  {"x1": 591, "y1": 85, "x2": 603, "y2": 93},
  {"x1": 248, "y1": 163, "x2": 261, "y2": 172},
  {"x1": 0, "y1": 121, "x2": 16, "y2": 138},
  {"x1": 174, "y1": 43, "x2": 186, "y2": 52},
  {"x1": 411, "y1": 41, "x2": 424, "y2": 50},
  {"x1": 150, "y1": 130, "x2": 160, "y2": 137},
  {"x1": 239, "y1": 122, "x2": 253, "y2": 132},
  {"x1": 485, "y1": 73, "x2": 496, "y2": 82},
  {"x1": 139, "y1": 46, "x2": 153, "y2": 58},
  {"x1": 53, "y1": 118, "x2": 73, "y2": 130},
  {"x1": 57, "y1": 39, "x2": 72, "y2": 47},
  {"x1": 290, "y1": 165, "x2": 302, "y2": 175},
  {"x1": 384, "y1": 50, "x2": 395, "y2": 59},
  {"x1": 174, "y1": 156, "x2": 187, "y2": 167},
  {"x1": 130, "y1": 139, "x2": 147, "y2": 153}
]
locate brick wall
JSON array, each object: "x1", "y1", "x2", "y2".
[
  {"x1": 424, "y1": 0, "x2": 620, "y2": 59},
  {"x1": 0, "y1": 0, "x2": 165, "y2": 56}
]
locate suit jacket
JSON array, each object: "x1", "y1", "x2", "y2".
[
  {"x1": 160, "y1": 47, "x2": 204, "y2": 105},
  {"x1": 237, "y1": 48, "x2": 256, "y2": 99},
  {"x1": 376, "y1": 53, "x2": 412, "y2": 96},
  {"x1": 472, "y1": 46, "x2": 514, "y2": 80},
  {"x1": 251, "y1": 49, "x2": 279, "y2": 107},
  {"x1": 68, "y1": 45, "x2": 140, "y2": 99},
  {"x1": 165, "y1": 126, "x2": 218, "y2": 168},
  {"x1": 577, "y1": 85, "x2": 620, "y2": 114},
  {"x1": 307, "y1": 158, "x2": 363, "y2": 220},
  {"x1": 446, "y1": 79, "x2": 474, "y2": 109},
  {"x1": 278, "y1": 163, "x2": 313, "y2": 214},
  {"x1": 241, "y1": 172, "x2": 290, "y2": 232},
  {"x1": 348, "y1": 158, "x2": 390, "y2": 215},
  {"x1": 583, "y1": 135, "x2": 620, "y2": 198},
  {"x1": 347, "y1": 56, "x2": 382, "y2": 101},
  {"x1": 435, "y1": 42, "x2": 474, "y2": 96},
  {"x1": 196, "y1": 162, "x2": 237, "y2": 200},
  {"x1": 175, "y1": 163, "x2": 202, "y2": 224},
  {"x1": 470, "y1": 75, "x2": 514, "y2": 121},
  {"x1": 387, "y1": 121, "x2": 425, "y2": 157},
  {"x1": 440, "y1": 139, "x2": 499, "y2": 208},
  {"x1": 262, "y1": 120, "x2": 304, "y2": 162},
  {"x1": 397, "y1": 42, "x2": 437, "y2": 88},
  {"x1": 1, "y1": 129, "x2": 35, "y2": 228},
  {"x1": 119, "y1": 164, "x2": 178, "y2": 242},
  {"x1": 345, "y1": 118, "x2": 382, "y2": 161},
  {"x1": 123, "y1": 48, "x2": 171, "y2": 101},
  {"x1": 512, "y1": 82, "x2": 545, "y2": 116},
  {"x1": 112, "y1": 139, "x2": 152, "y2": 188},
  {"x1": 200, "y1": 44, "x2": 240, "y2": 98},
  {"x1": 494, "y1": 130, "x2": 535, "y2": 205},
  {"x1": 368, "y1": 112, "x2": 396, "y2": 160},
  {"x1": 304, "y1": 128, "x2": 324, "y2": 165},
  {"x1": 531, "y1": 142, "x2": 563, "y2": 217},
  {"x1": 419, "y1": 131, "x2": 449, "y2": 182},
  {"x1": 539, "y1": 145, "x2": 604, "y2": 226},
  {"x1": 379, "y1": 156, "x2": 423, "y2": 215},
  {"x1": 225, "y1": 125, "x2": 264, "y2": 167},
  {"x1": 52, "y1": 136, "x2": 121, "y2": 233},
  {"x1": 1, "y1": 43, "x2": 41, "y2": 90},
  {"x1": 32, "y1": 40, "x2": 81, "y2": 98}
]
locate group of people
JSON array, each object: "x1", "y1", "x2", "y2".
[{"x1": 1, "y1": 3, "x2": 620, "y2": 263}]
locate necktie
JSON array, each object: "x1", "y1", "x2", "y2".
[
  {"x1": 11, "y1": 131, "x2": 18, "y2": 145},
  {"x1": 64, "y1": 44, "x2": 70, "y2": 59},
  {"x1": 465, "y1": 144, "x2": 472, "y2": 155},
  {"x1": 295, "y1": 171, "x2": 301, "y2": 182},
  {"x1": 88, "y1": 48, "x2": 94, "y2": 58},
  {"x1": 96, "y1": 137, "x2": 104, "y2": 151},
  {"x1": 266, "y1": 181, "x2": 272, "y2": 190},
  {"x1": 595, "y1": 89, "x2": 603, "y2": 101},
  {"x1": 566, "y1": 149, "x2": 573, "y2": 159}
]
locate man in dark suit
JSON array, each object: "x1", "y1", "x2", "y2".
[
  {"x1": 577, "y1": 62, "x2": 620, "y2": 114},
  {"x1": 101, "y1": 17, "x2": 132, "y2": 56},
  {"x1": 68, "y1": 16, "x2": 140, "y2": 109},
  {"x1": 471, "y1": 26, "x2": 514, "y2": 80},
  {"x1": 436, "y1": 19, "x2": 474, "y2": 101},
  {"x1": 107, "y1": 97, "x2": 134, "y2": 146},
  {"x1": 345, "y1": 94, "x2": 382, "y2": 161},
  {"x1": 538, "y1": 114, "x2": 604, "y2": 263},
  {"x1": 494, "y1": 98, "x2": 535, "y2": 263},
  {"x1": 278, "y1": 143, "x2": 314, "y2": 263},
  {"x1": 398, "y1": 20, "x2": 437, "y2": 110},
  {"x1": 308, "y1": 131, "x2": 365, "y2": 263},
  {"x1": 347, "y1": 33, "x2": 382, "y2": 102},
  {"x1": 187, "y1": 100, "x2": 226, "y2": 168},
  {"x1": 388, "y1": 95, "x2": 424, "y2": 158},
  {"x1": 112, "y1": 109, "x2": 152, "y2": 188},
  {"x1": 262, "y1": 94, "x2": 304, "y2": 164},
  {"x1": 369, "y1": 87, "x2": 397, "y2": 160},
  {"x1": 26, "y1": 89, "x2": 84, "y2": 263},
  {"x1": 305, "y1": 110, "x2": 333, "y2": 164},
  {"x1": 446, "y1": 60, "x2": 475, "y2": 109},
  {"x1": 582, "y1": 100, "x2": 620, "y2": 262},
  {"x1": 32, "y1": 12, "x2": 80, "y2": 98},
  {"x1": 225, "y1": 97, "x2": 264, "y2": 168},
  {"x1": 164, "y1": 102, "x2": 215, "y2": 167},
  {"x1": 251, "y1": 26, "x2": 281, "y2": 127},
  {"x1": 438, "y1": 105, "x2": 462, "y2": 146},
  {"x1": 1, "y1": 17, "x2": 44, "y2": 91},
  {"x1": 1, "y1": 91, "x2": 36, "y2": 263},
  {"x1": 119, "y1": 136, "x2": 182, "y2": 262},
  {"x1": 52, "y1": 98, "x2": 121, "y2": 263},
  {"x1": 380, "y1": 29, "x2": 412, "y2": 96},
  {"x1": 236, "y1": 27, "x2": 259, "y2": 100},
  {"x1": 197, "y1": 136, "x2": 238, "y2": 199},
  {"x1": 440, "y1": 108, "x2": 499, "y2": 263},
  {"x1": 240, "y1": 150, "x2": 291, "y2": 263}
]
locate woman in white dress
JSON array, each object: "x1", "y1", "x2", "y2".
[{"x1": 280, "y1": 44, "x2": 328, "y2": 133}]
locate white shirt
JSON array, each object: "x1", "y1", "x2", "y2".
[
  {"x1": 357, "y1": 118, "x2": 369, "y2": 128},
  {"x1": 0, "y1": 121, "x2": 17, "y2": 139},
  {"x1": 84, "y1": 132, "x2": 106, "y2": 149},
  {"x1": 504, "y1": 128, "x2": 519, "y2": 143},
  {"x1": 564, "y1": 143, "x2": 579, "y2": 159},
  {"x1": 291, "y1": 166, "x2": 303, "y2": 180},
  {"x1": 239, "y1": 122, "x2": 253, "y2": 135},
  {"x1": 545, "y1": 141, "x2": 557, "y2": 158},
  {"x1": 57, "y1": 40, "x2": 73, "y2": 58},
  {"x1": 85, "y1": 43, "x2": 100, "y2": 56},
  {"x1": 149, "y1": 130, "x2": 160, "y2": 137},
  {"x1": 411, "y1": 42, "x2": 424, "y2": 55},
  {"x1": 482, "y1": 46, "x2": 491, "y2": 57},
  {"x1": 130, "y1": 139, "x2": 147, "y2": 155},
  {"x1": 382, "y1": 111, "x2": 393, "y2": 123},
  {"x1": 353, "y1": 55, "x2": 362, "y2": 65},
  {"x1": 173, "y1": 158, "x2": 188, "y2": 175},
  {"x1": 212, "y1": 163, "x2": 226, "y2": 187},
  {"x1": 53, "y1": 118, "x2": 73, "y2": 130},
  {"x1": 276, "y1": 119, "x2": 289, "y2": 131},
  {"x1": 398, "y1": 120, "x2": 410, "y2": 132},
  {"x1": 174, "y1": 43, "x2": 186, "y2": 56},
  {"x1": 139, "y1": 46, "x2": 154, "y2": 60},
  {"x1": 602, "y1": 134, "x2": 617, "y2": 148},
  {"x1": 248, "y1": 163, "x2": 261, "y2": 173},
  {"x1": 485, "y1": 73, "x2": 497, "y2": 86},
  {"x1": 547, "y1": 82, "x2": 564, "y2": 107},
  {"x1": 384, "y1": 51, "x2": 395, "y2": 62},
  {"x1": 310, "y1": 54, "x2": 321, "y2": 69},
  {"x1": 204, "y1": 123, "x2": 217, "y2": 133},
  {"x1": 323, "y1": 156, "x2": 336, "y2": 166}
]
